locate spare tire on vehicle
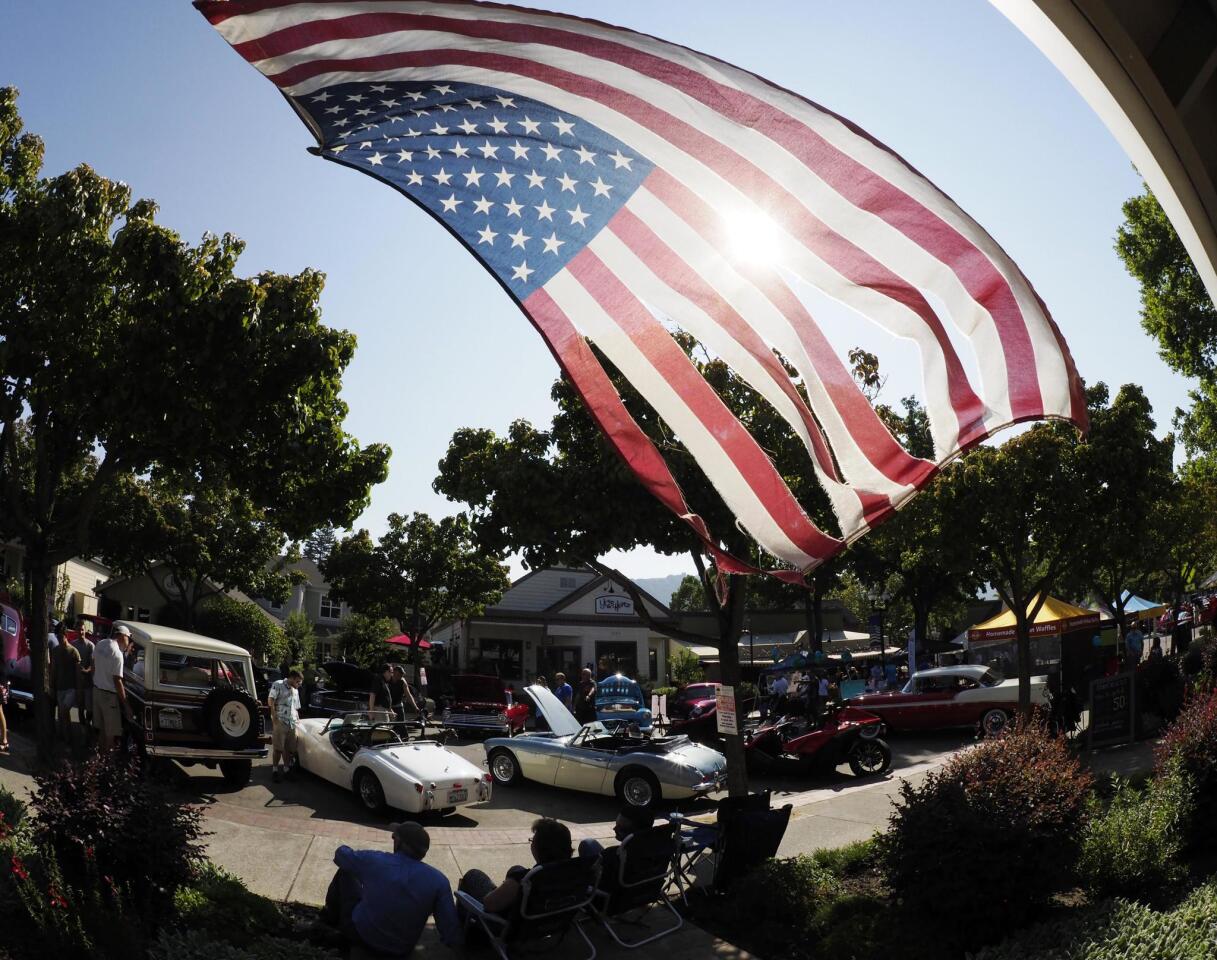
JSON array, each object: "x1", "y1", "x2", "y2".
[{"x1": 203, "y1": 688, "x2": 260, "y2": 749}]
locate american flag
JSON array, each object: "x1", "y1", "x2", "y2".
[{"x1": 197, "y1": 0, "x2": 1088, "y2": 577}]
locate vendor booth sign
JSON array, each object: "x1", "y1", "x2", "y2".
[{"x1": 1089, "y1": 672, "x2": 1136, "y2": 749}]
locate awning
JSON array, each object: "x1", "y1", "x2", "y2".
[{"x1": 967, "y1": 595, "x2": 1100, "y2": 647}]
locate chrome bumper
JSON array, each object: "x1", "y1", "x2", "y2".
[
  {"x1": 441, "y1": 711, "x2": 511, "y2": 734},
  {"x1": 691, "y1": 769, "x2": 729, "y2": 794},
  {"x1": 146, "y1": 744, "x2": 267, "y2": 760}
]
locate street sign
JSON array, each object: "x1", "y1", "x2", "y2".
[
  {"x1": 716, "y1": 685, "x2": 738, "y2": 735},
  {"x1": 1089, "y1": 672, "x2": 1136, "y2": 749}
]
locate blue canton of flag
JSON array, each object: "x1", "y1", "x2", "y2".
[{"x1": 297, "y1": 81, "x2": 654, "y2": 299}]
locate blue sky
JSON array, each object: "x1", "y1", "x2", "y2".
[{"x1": 2, "y1": 1, "x2": 1189, "y2": 580}]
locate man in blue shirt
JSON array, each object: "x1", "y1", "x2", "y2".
[
  {"x1": 554, "y1": 672, "x2": 574, "y2": 711},
  {"x1": 323, "y1": 821, "x2": 462, "y2": 956}
]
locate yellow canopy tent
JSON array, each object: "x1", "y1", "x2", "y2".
[{"x1": 968, "y1": 596, "x2": 1101, "y2": 647}]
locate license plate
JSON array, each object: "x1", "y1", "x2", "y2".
[
  {"x1": 447, "y1": 789, "x2": 468, "y2": 803},
  {"x1": 159, "y1": 712, "x2": 183, "y2": 730}
]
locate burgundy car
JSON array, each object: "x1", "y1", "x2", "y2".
[
  {"x1": 844, "y1": 665, "x2": 1048, "y2": 738},
  {"x1": 441, "y1": 674, "x2": 531, "y2": 736},
  {"x1": 667, "y1": 682, "x2": 720, "y2": 741}
]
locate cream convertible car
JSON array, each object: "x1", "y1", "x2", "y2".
[
  {"x1": 484, "y1": 686, "x2": 728, "y2": 809},
  {"x1": 295, "y1": 712, "x2": 492, "y2": 815}
]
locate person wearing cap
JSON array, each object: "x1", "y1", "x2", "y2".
[
  {"x1": 93, "y1": 625, "x2": 135, "y2": 752},
  {"x1": 323, "y1": 821, "x2": 462, "y2": 956}
]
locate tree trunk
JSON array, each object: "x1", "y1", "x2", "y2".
[
  {"x1": 913, "y1": 601, "x2": 930, "y2": 671},
  {"x1": 29, "y1": 555, "x2": 54, "y2": 760},
  {"x1": 1015, "y1": 611, "x2": 1033, "y2": 720},
  {"x1": 808, "y1": 591, "x2": 824, "y2": 653},
  {"x1": 717, "y1": 574, "x2": 750, "y2": 798}
]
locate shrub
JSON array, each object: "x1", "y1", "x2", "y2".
[
  {"x1": 668, "y1": 646, "x2": 704, "y2": 686},
  {"x1": 1077, "y1": 759, "x2": 1194, "y2": 898},
  {"x1": 197, "y1": 594, "x2": 286, "y2": 665},
  {"x1": 1155, "y1": 689, "x2": 1217, "y2": 820},
  {"x1": 1180, "y1": 635, "x2": 1217, "y2": 691},
  {"x1": 968, "y1": 881, "x2": 1217, "y2": 960},
  {"x1": 0, "y1": 787, "x2": 25, "y2": 833},
  {"x1": 150, "y1": 929, "x2": 339, "y2": 960},
  {"x1": 650, "y1": 686, "x2": 676, "y2": 700},
  {"x1": 1136, "y1": 655, "x2": 1184, "y2": 721},
  {"x1": 879, "y1": 721, "x2": 1092, "y2": 951},
  {"x1": 29, "y1": 754, "x2": 205, "y2": 917},
  {"x1": 720, "y1": 855, "x2": 834, "y2": 960},
  {"x1": 810, "y1": 836, "x2": 878, "y2": 877},
  {"x1": 173, "y1": 863, "x2": 289, "y2": 944}
]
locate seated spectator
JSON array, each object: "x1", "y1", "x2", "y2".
[
  {"x1": 322, "y1": 822, "x2": 461, "y2": 957},
  {"x1": 458, "y1": 818, "x2": 572, "y2": 921},
  {"x1": 577, "y1": 806, "x2": 655, "y2": 893}
]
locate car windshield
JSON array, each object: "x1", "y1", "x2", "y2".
[
  {"x1": 978, "y1": 669, "x2": 1001, "y2": 687},
  {"x1": 157, "y1": 650, "x2": 251, "y2": 693}
]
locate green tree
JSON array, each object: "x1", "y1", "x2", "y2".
[
  {"x1": 0, "y1": 88, "x2": 388, "y2": 756},
  {"x1": 1076, "y1": 383, "x2": 1175, "y2": 641},
  {"x1": 1116, "y1": 186, "x2": 1217, "y2": 459},
  {"x1": 282, "y1": 611, "x2": 317, "y2": 668},
  {"x1": 92, "y1": 475, "x2": 303, "y2": 628},
  {"x1": 303, "y1": 525, "x2": 338, "y2": 567},
  {"x1": 196, "y1": 595, "x2": 286, "y2": 666},
  {"x1": 667, "y1": 646, "x2": 705, "y2": 686},
  {"x1": 323, "y1": 512, "x2": 509, "y2": 672},
  {"x1": 335, "y1": 612, "x2": 394, "y2": 669},
  {"x1": 957, "y1": 425, "x2": 1091, "y2": 716},
  {"x1": 668, "y1": 575, "x2": 710, "y2": 613}
]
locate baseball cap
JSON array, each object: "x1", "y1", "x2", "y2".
[
  {"x1": 114, "y1": 624, "x2": 132, "y2": 637},
  {"x1": 388, "y1": 821, "x2": 430, "y2": 858}
]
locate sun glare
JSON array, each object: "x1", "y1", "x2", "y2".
[{"x1": 726, "y1": 207, "x2": 784, "y2": 266}]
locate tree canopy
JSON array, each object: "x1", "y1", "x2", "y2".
[
  {"x1": 322, "y1": 511, "x2": 510, "y2": 669},
  {"x1": 0, "y1": 86, "x2": 388, "y2": 754}
]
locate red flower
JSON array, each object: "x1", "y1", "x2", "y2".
[
  {"x1": 47, "y1": 885, "x2": 68, "y2": 909},
  {"x1": 10, "y1": 856, "x2": 29, "y2": 881},
  {"x1": 83, "y1": 845, "x2": 94, "y2": 860}
]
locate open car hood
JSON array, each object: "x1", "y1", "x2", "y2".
[
  {"x1": 523, "y1": 684, "x2": 582, "y2": 737},
  {"x1": 321, "y1": 661, "x2": 374, "y2": 691}
]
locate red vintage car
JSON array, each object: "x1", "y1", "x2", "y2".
[
  {"x1": 667, "y1": 682, "x2": 720, "y2": 741},
  {"x1": 844, "y1": 665, "x2": 1048, "y2": 738},
  {"x1": 440, "y1": 674, "x2": 531, "y2": 737}
]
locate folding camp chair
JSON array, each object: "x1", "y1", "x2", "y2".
[
  {"x1": 455, "y1": 856, "x2": 601, "y2": 960},
  {"x1": 588, "y1": 822, "x2": 683, "y2": 948},
  {"x1": 670, "y1": 791, "x2": 791, "y2": 897}
]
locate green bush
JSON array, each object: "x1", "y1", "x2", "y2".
[
  {"x1": 880, "y1": 722, "x2": 1092, "y2": 951},
  {"x1": 173, "y1": 863, "x2": 289, "y2": 944},
  {"x1": 651, "y1": 686, "x2": 676, "y2": 700},
  {"x1": 197, "y1": 594, "x2": 286, "y2": 665},
  {"x1": 30, "y1": 755, "x2": 204, "y2": 919},
  {"x1": 150, "y1": 929, "x2": 338, "y2": 960},
  {"x1": 0, "y1": 786, "x2": 25, "y2": 833},
  {"x1": 968, "y1": 880, "x2": 1217, "y2": 960},
  {"x1": 668, "y1": 647, "x2": 704, "y2": 686},
  {"x1": 1078, "y1": 759, "x2": 1194, "y2": 899},
  {"x1": 810, "y1": 837, "x2": 878, "y2": 877},
  {"x1": 721, "y1": 856, "x2": 834, "y2": 960},
  {"x1": 1155, "y1": 689, "x2": 1217, "y2": 833}
]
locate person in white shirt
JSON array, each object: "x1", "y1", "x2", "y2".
[
  {"x1": 268, "y1": 669, "x2": 303, "y2": 782},
  {"x1": 93, "y1": 625, "x2": 134, "y2": 752}
]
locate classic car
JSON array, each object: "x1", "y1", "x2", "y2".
[
  {"x1": 120, "y1": 622, "x2": 269, "y2": 785},
  {"x1": 295, "y1": 711, "x2": 491, "y2": 815},
  {"x1": 843, "y1": 665, "x2": 1048, "y2": 737},
  {"x1": 441, "y1": 674, "x2": 530, "y2": 736},
  {"x1": 485, "y1": 685, "x2": 727, "y2": 808},
  {"x1": 1, "y1": 599, "x2": 29, "y2": 706},
  {"x1": 308, "y1": 660, "x2": 434, "y2": 718},
  {"x1": 666, "y1": 682, "x2": 720, "y2": 741},
  {"x1": 594, "y1": 674, "x2": 652, "y2": 732}
]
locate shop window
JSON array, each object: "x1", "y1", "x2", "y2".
[
  {"x1": 595, "y1": 641, "x2": 637, "y2": 679},
  {"x1": 477, "y1": 638, "x2": 524, "y2": 681}
]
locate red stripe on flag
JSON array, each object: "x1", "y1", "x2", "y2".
[
  {"x1": 524, "y1": 288, "x2": 775, "y2": 578},
  {"x1": 566, "y1": 248, "x2": 842, "y2": 562},
  {"x1": 245, "y1": 7, "x2": 1052, "y2": 422}
]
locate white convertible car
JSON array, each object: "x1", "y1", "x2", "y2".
[{"x1": 295, "y1": 712, "x2": 491, "y2": 815}]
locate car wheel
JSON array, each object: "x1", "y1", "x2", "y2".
[
  {"x1": 219, "y1": 759, "x2": 252, "y2": 787},
  {"x1": 847, "y1": 738, "x2": 892, "y2": 777},
  {"x1": 488, "y1": 748, "x2": 523, "y2": 786},
  {"x1": 858, "y1": 723, "x2": 882, "y2": 739},
  {"x1": 980, "y1": 708, "x2": 1010, "y2": 738},
  {"x1": 615, "y1": 769, "x2": 661, "y2": 809},
  {"x1": 355, "y1": 770, "x2": 387, "y2": 813}
]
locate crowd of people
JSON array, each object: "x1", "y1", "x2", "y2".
[
  {"x1": 319, "y1": 805, "x2": 659, "y2": 956},
  {"x1": 760, "y1": 658, "x2": 911, "y2": 721}
]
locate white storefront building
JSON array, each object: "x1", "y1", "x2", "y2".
[{"x1": 430, "y1": 566, "x2": 678, "y2": 686}]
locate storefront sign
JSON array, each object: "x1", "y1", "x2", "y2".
[
  {"x1": 1089, "y1": 672, "x2": 1136, "y2": 749},
  {"x1": 716, "y1": 685, "x2": 738, "y2": 735},
  {"x1": 595, "y1": 595, "x2": 635, "y2": 616}
]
